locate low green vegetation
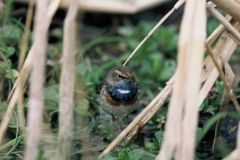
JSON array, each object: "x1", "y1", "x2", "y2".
[{"x1": 0, "y1": 2, "x2": 238, "y2": 160}]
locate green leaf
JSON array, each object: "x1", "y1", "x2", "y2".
[
  {"x1": 144, "y1": 141, "x2": 157, "y2": 152},
  {"x1": 104, "y1": 153, "x2": 118, "y2": 160},
  {"x1": 7, "y1": 47, "x2": 15, "y2": 57},
  {"x1": 159, "y1": 60, "x2": 176, "y2": 80},
  {"x1": 196, "y1": 112, "x2": 226, "y2": 146},
  {"x1": 118, "y1": 26, "x2": 134, "y2": 37},
  {"x1": 155, "y1": 131, "x2": 164, "y2": 144},
  {"x1": 118, "y1": 149, "x2": 129, "y2": 160},
  {"x1": 0, "y1": 25, "x2": 22, "y2": 44},
  {"x1": 129, "y1": 149, "x2": 155, "y2": 160},
  {"x1": 5, "y1": 69, "x2": 18, "y2": 80}
]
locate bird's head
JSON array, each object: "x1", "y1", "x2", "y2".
[
  {"x1": 103, "y1": 66, "x2": 138, "y2": 103},
  {"x1": 105, "y1": 66, "x2": 135, "y2": 85}
]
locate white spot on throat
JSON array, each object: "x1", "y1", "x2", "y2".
[{"x1": 117, "y1": 89, "x2": 130, "y2": 94}]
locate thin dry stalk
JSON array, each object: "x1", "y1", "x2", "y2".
[
  {"x1": 57, "y1": 0, "x2": 78, "y2": 159},
  {"x1": 205, "y1": 15, "x2": 231, "y2": 44},
  {"x1": 206, "y1": 24, "x2": 224, "y2": 44},
  {"x1": 198, "y1": 32, "x2": 239, "y2": 108},
  {"x1": 205, "y1": 44, "x2": 240, "y2": 112},
  {"x1": 211, "y1": 0, "x2": 240, "y2": 22},
  {"x1": 24, "y1": 0, "x2": 49, "y2": 159},
  {"x1": 212, "y1": 62, "x2": 235, "y2": 151},
  {"x1": 17, "y1": 0, "x2": 34, "y2": 134},
  {"x1": 199, "y1": 20, "x2": 240, "y2": 107},
  {"x1": 198, "y1": 23, "x2": 240, "y2": 153},
  {"x1": 0, "y1": 0, "x2": 62, "y2": 145},
  {"x1": 123, "y1": 0, "x2": 185, "y2": 66},
  {"x1": 220, "y1": 62, "x2": 235, "y2": 112},
  {"x1": 18, "y1": 0, "x2": 34, "y2": 70},
  {"x1": 207, "y1": 3, "x2": 240, "y2": 44},
  {"x1": 201, "y1": 32, "x2": 228, "y2": 83}
]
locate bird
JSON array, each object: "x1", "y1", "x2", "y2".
[{"x1": 98, "y1": 66, "x2": 139, "y2": 120}]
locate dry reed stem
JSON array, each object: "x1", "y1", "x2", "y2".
[
  {"x1": 47, "y1": 0, "x2": 62, "y2": 21},
  {"x1": 205, "y1": 14, "x2": 232, "y2": 45},
  {"x1": 205, "y1": 44, "x2": 240, "y2": 112},
  {"x1": 17, "y1": 0, "x2": 34, "y2": 135},
  {"x1": 220, "y1": 62, "x2": 235, "y2": 112},
  {"x1": 18, "y1": 0, "x2": 34, "y2": 70},
  {"x1": 212, "y1": 62, "x2": 235, "y2": 151},
  {"x1": 24, "y1": 0, "x2": 49, "y2": 159},
  {"x1": 17, "y1": 0, "x2": 167, "y2": 14},
  {"x1": 199, "y1": 19, "x2": 240, "y2": 105},
  {"x1": 57, "y1": 0, "x2": 78, "y2": 159},
  {"x1": 211, "y1": 0, "x2": 240, "y2": 22},
  {"x1": 198, "y1": 32, "x2": 239, "y2": 109},
  {"x1": 0, "y1": 0, "x2": 62, "y2": 145},
  {"x1": 226, "y1": 33, "x2": 240, "y2": 46},
  {"x1": 123, "y1": 0, "x2": 185, "y2": 66},
  {"x1": 206, "y1": 24, "x2": 224, "y2": 44},
  {"x1": 98, "y1": 17, "x2": 235, "y2": 160},
  {"x1": 198, "y1": 24, "x2": 240, "y2": 153},
  {"x1": 200, "y1": 21, "x2": 231, "y2": 83},
  {"x1": 207, "y1": 3, "x2": 240, "y2": 44},
  {"x1": 157, "y1": 0, "x2": 206, "y2": 159}
]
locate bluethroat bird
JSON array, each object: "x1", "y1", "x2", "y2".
[{"x1": 98, "y1": 66, "x2": 139, "y2": 120}]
